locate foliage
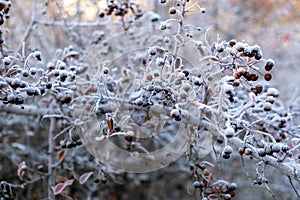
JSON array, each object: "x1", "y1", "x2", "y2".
[{"x1": 0, "y1": 0, "x2": 300, "y2": 199}]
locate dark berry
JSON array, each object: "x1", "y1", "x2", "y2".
[
  {"x1": 264, "y1": 73, "x2": 272, "y2": 81},
  {"x1": 265, "y1": 59, "x2": 274, "y2": 71}
]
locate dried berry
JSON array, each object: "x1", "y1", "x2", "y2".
[
  {"x1": 266, "y1": 96, "x2": 275, "y2": 104},
  {"x1": 264, "y1": 73, "x2": 272, "y2": 81},
  {"x1": 217, "y1": 136, "x2": 224, "y2": 144},
  {"x1": 236, "y1": 68, "x2": 245, "y2": 77},
  {"x1": 263, "y1": 102, "x2": 272, "y2": 112},
  {"x1": 238, "y1": 147, "x2": 245, "y2": 155},
  {"x1": 46, "y1": 83, "x2": 52, "y2": 89},
  {"x1": 101, "y1": 177, "x2": 108, "y2": 184},
  {"x1": 170, "y1": 109, "x2": 181, "y2": 121},
  {"x1": 244, "y1": 148, "x2": 252, "y2": 155},
  {"x1": 229, "y1": 39, "x2": 236, "y2": 47},
  {"x1": 99, "y1": 12, "x2": 105, "y2": 18},
  {"x1": 169, "y1": 7, "x2": 176, "y2": 15},
  {"x1": 267, "y1": 87, "x2": 279, "y2": 97},
  {"x1": 255, "y1": 52, "x2": 263, "y2": 60},
  {"x1": 34, "y1": 50, "x2": 42, "y2": 61},
  {"x1": 243, "y1": 71, "x2": 251, "y2": 81},
  {"x1": 22, "y1": 70, "x2": 29, "y2": 77},
  {"x1": 222, "y1": 152, "x2": 230, "y2": 159},
  {"x1": 224, "y1": 127, "x2": 235, "y2": 138},
  {"x1": 3, "y1": 56, "x2": 11, "y2": 65},
  {"x1": 265, "y1": 59, "x2": 274, "y2": 71},
  {"x1": 124, "y1": 135, "x2": 133, "y2": 142},
  {"x1": 223, "y1": 146, "x2": 233, "y2": 154},
  {"x1": 255, "y1": 84, "x2": 263, "y2": 94},
  {"x1": 281, "y1": 145, "x2": 289, "y2": 153},
  {"x1": 193, "y1": 181, "x2": 204, "y2": 188},
  {"x1": 30, "y1": 68, "x2": 37, "y2": 75},
  {"x1": 250, "y1": 73, "x2": 258, "y2": 81},
  {"x1": 258, "y1": 149, "x2": 266, "y2": 157},
  {"x1": 270, "y1": 144, "x2": 281, "y2": 153},
  {"x1": 7, "y1": 94, "x2": 15, "y2": 104}
]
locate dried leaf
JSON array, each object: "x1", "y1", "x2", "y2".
[
  {"x1": 52, "y1": 179, "x2": 74, "y2": 195},
  {"x1": 79, "y1": 171, "x2": 94, "y2": 184},
  {"x1": 17, "y1": 161, "x2": 27, "y2": 181},
  {"x1": 58, "y1": 150, "x2": 66, "y2": 164},
  {"x1": 174, "y1": 34, "x2": 184, "y2": 46},
  {"x1": 106, "y1": 116, "x2": 114, "y2": 134}
]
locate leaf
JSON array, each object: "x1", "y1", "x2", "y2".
[
  {"x1": 52, "y1": 179, "x2": 74, "y2": 195},
  {"x1": 174, "y1": 34, "x2": 184, "y2": 46},
  {"x1": 52, "y1": 183, "x2": 65, "y2": 195},
  {"x1": 17, "y1": 161, "x2": 27, "y2": 181},
  {"x1": 79, "y1": 171, "x2": 94, "y2": 184},
  {"x1": 64, "y1": 179, "x2": 74, "y2": 186},
  {"x1": 58, "y1": 150, "x2": 66, "y2": 163}
]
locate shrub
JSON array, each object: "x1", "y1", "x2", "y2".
[{"x1": 0, "y1": 0, "x2": 299, "y2": 199}]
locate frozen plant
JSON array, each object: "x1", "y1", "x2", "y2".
[{"x1": 0, "y1": 0, "x2": 299, "y2": 199}]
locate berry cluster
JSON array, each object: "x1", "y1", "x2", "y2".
[
  {"x1": 0, "y1": 46, "x2": 84, "y2": 106},
  {"x1": 190, "y1": 163, "x2": 237, "y2": 199},
  {"x1": 59, "y1": 139, "x2": 82, "y2": 149},
  {"x1": 98, "y1": 0, "x2": 144, "y2": 30}
]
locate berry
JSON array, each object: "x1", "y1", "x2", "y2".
[
  {"x1": 99, "y1": 12, "x2": 105, "y2": 18},
  {"x1": 244, "y1": 148, "x2": 252, "y2": 155},
  {"x1": 46, "y1": 83, "x2": 52, "y2": 89},
  {"x1": 103, "y1": 67, "x2": 109, "y2": 74},
  {"x1": 169, "y1": 7, "x2": 176, "y2": 15},
  {"x1": 255, "y1": 52, "x2": 263, "y2": 60},
  {"x1": 222, "y1": 152, "x2": 230, "y2": 159},
  {"x1": 267, "y1": 87, "x2": 279, "y2": 97},
  {"x1": 22, "y1": 70, "x2": 29, "y2": 77},
  {"x1": 193, "y1": 181, "x2": 204, "y2": 188},
  {"x1": 236, "y1": 68, "x2": 245, "y2": 76},
  {"x1": 217, "y1": 136, "x2": 224, "y2": 144},
  {"x1": 200, "y1": 7, "x2": 206, "y2": 13},
  {"x1": 229, "y1": 182, "x2": 238, "y2": 190},
  {"x1": 224, "y1": 127, "x2": 235, "y2": 138},
  {"x1": 250, "y1": 73, "x2": 258, "y2": 81},
  {"x1": 124, "y1": 135, "x2": 133, "y2": 142},
  {"x1": 34, "y1": 50, "x2": 42, "y2": 61},
  {"x1": 264, "y1": 73, "x2": 272, "y2": 81},
  {"x1": 101, "y1": 177, "x2": 108, "y2": 184},
  {"x1": 170, "y1": 109, "x2": 181, "y2": 121},
  {"x1": 30, "y1": 68, "x2": 37, "y2": 75},
  {"x1": 238, "y1": 147, "x2": 245, "y2": 155},
  {"x1": 263, "y1": 102, "x2": 272, "y2": 112},
  {"x1": 223, "y1": 146, "x2": 233, "y2": 154},
  {"x1": 266, "y1": 96, "x2": 275, "y2": 104},
  {"x1": 15, "y1": 95, "x2": 24, "y2": 104},
  {"x1": 255, "y1": 84, "x2": 263, "y2": 94},
  {"x1": 7, "y1": 94, "x2": 16, "y2": 104},
  {"x1": 3, "y1": 57, "x2": 11, "y2": 65},
  {"x1": 229, "y1": 39, "x2": 236, "y2": 47},
  {"x1": 265, "y1": 59, "x2": 274, "y2": 71},
  {"x1": 258, "y1": 149, "x2": 266, "y2": 157}
]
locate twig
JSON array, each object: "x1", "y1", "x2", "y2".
[
  {"x1": 48, "y1": 118, "x2": 56, "y2": 200},
  {"x1": 0, "y1": 104, "x2": 55, "y2": 115},
  {"x1": 287, "y1": 175, "x2": 300, "y2": 198}
]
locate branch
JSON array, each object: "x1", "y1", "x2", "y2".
[
  {"x1": 48, "y1": 118, "x2": 56, "y2": 200},
  {"x1": 0, "y1": 104, "x2": 54, "y2": 116},
  {"x1": 36, "y1": 20, "x2": 107, "y2": 27},
  {"x1": 228, "y1": 137, "x2": 300, "y2": 182}
]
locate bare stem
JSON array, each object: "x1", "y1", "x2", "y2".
[{"x1": 48, "y1": 118, "x2": 56, "y2": 200}]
